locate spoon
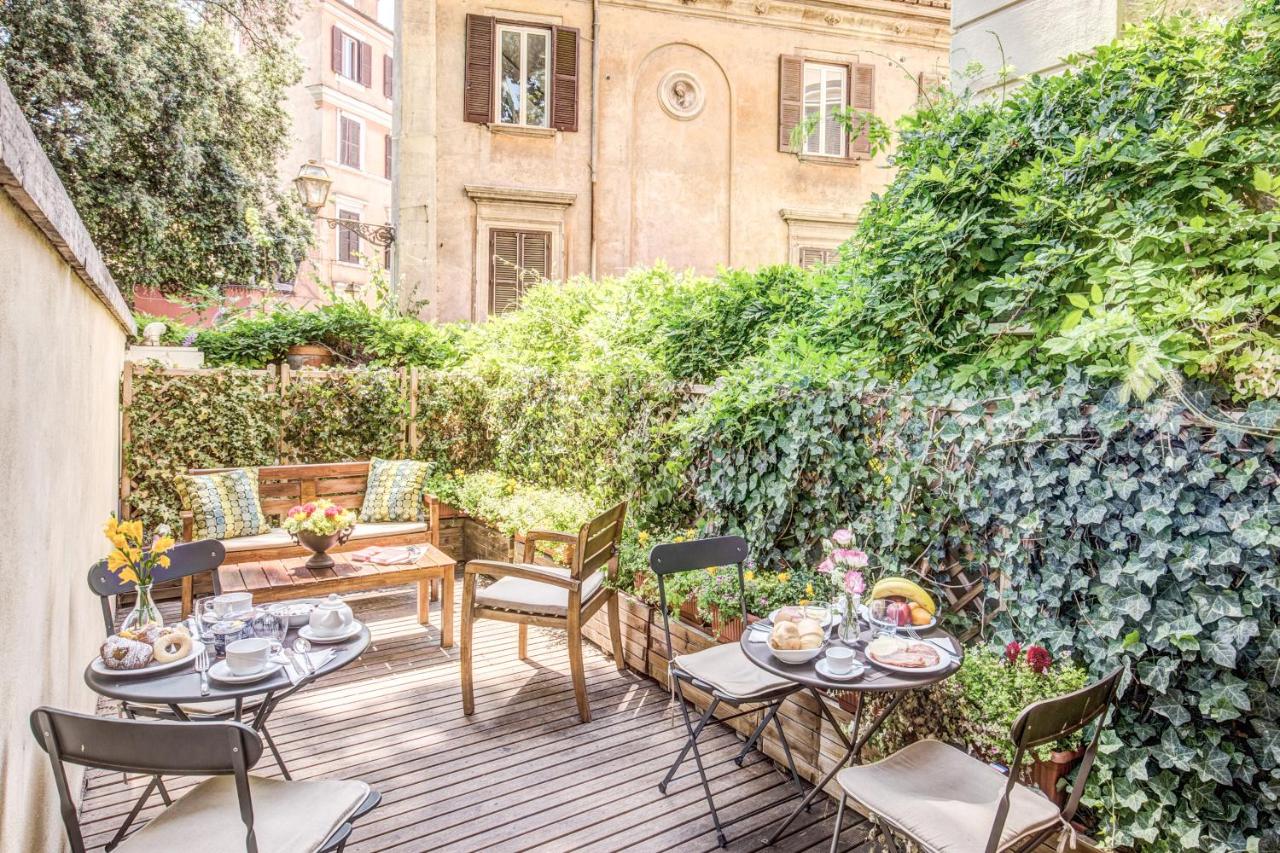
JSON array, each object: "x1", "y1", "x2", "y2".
[{"x1": 291, "y1": 637, "x2": 313, "y2": 674}]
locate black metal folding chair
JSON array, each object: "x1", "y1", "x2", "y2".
[
  {"x1": 30, "y1": 706, "x2": 380, "y2": 853},
  {"x1": 650, "y1": 535, "x2": 807, "y2": 848},
  {"x1": 828, "y1": 666, "x2": 1124, "y2": 853}
]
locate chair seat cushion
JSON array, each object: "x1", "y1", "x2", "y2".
[
  {"x1": 673, "y1": 642, "x2": 794, "y2": 700},
  {"x1": 475, "y1": 566, "x2": 604, "y2": 617},
  {"x1": 219, "y1": 522, "x2": 428, "y2": 553},
  {"x1": 835, "y1": 739, "x2": 1062, "y2": 852},
  {"x1": 117, "y1": 774, "x2": 370, "y2": 853}
]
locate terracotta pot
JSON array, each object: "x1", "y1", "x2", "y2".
[
  {"x1": 1028, "y1": 747, "x2": 1084, "y2": 805},
  {"x1": 679, "y1": 596, "x2": 700, "y2": 625},
  {"x1": 295, "y1": 527, "x2": 353, "y2": 569},
  {"x1": 834, "y1": 691, "x2": 861, "y2": 715},
  {"x1": 711, "y1": 606, "x2": 744, "y2": 643},
  {"x1": 285, "y1": 344, "x2": 335, "y2": 369}
]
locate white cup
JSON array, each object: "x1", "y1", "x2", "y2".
[
  {"x1": 225, "y1": 637, "x2": 271, "y2": 676},
  {"x1": 213, "y1": 592, "x2": 253, "y2": 618},
  {"x1": 826, "y1": 646, "x2": 855, "y2": 675}
]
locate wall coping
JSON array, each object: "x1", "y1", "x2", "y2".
[
  {"x1": 464, "y1": 184, "x2": 578, "y2": 207},
  {"x1": 0, "y1": 78, "x2": 135, "y2": 334}
]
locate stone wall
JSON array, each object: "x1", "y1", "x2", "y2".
[{"x1": 0, "y1": 79, "x2": 133, "y2": 853}]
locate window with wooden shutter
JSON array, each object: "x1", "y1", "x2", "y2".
[
  {"x1": 337, "y1": 208, "x2": 362, "y2": 264},
  {"x1": 551, "y1": 27, "x2": 579, "y2": 132},
  {"x1": 339, "y1": 115, "x2": 361, "y2": 168},
  {"x1": 383, "y1": 55, "x2": 393, "y2": 99},
  {"x1": 384, "y1": 134, "x2": 392, "y2": 179},
  {"x1": 848, "y1": 63, "x2": 875, "y2": 157},
  {"x1": 359, "y1": 42, "x2": 373, "y2": 87},
  {"x1": 778, "y1": 55, "x2": 804, "y2": 153},
  {"x1": 464, "y1": 14, "x2": 495, "y2": 124},
  {"x1": 331, "y1": 26, "x2": 344, "y2": 74},
  {"x1": 489, "y1": 229, "x2": 550, "y2": 314},
  {"x1": 797, "y1": 246, "x2": 837, "y2": 268},
  {"x1": 802, "y1": 62, "x2": 848, "y2": 158}
]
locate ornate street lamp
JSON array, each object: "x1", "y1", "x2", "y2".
[{"x1": 292, "y1": 160, "x2": 395, "y2": 247}]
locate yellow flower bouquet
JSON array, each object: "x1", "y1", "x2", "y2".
[{"x1": 102, "y1": 516, "x2": 176, "y2": 631}]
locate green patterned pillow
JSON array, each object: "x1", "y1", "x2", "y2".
[
  {"x1": 359, "y1": 458, "x2": 431, "y2": 523},
  {"x1": 175, "y1": 468, "x2": 270, "y2": 540}
]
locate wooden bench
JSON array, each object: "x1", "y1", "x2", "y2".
[{"x1": 179, "y1": 461, "x2": 448, "y2": 620}]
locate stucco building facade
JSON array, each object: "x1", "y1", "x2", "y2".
[{"x1": 395, "y1": 0, "x2": 951, "y2": 323}]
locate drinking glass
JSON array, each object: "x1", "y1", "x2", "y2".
[
  {"x1": 193, "y1": 597, "x2": 217, "y2": 642},
  {"x1": 868, "y1": 598, "x2": 897, "y2": 638},
  {"x1": 253, "y1": 607, "x2": 288, "y2": 661}
]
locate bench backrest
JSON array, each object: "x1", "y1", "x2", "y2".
[{"x1": 187, "y1": 462, "x2": 376, "y2": 520}]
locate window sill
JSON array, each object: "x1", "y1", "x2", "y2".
[
  {"x1": 488, "y1": 123, "x2": 557, "y2": 138},
  {"x1": 793, "y1": 153, "x2": 868, "y2": 168}
]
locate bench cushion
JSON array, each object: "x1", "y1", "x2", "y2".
[
  {"x1": 476, "y1": 567, "x2": 604, "y2": 617},
  {"x1": 359, "y1": 457, "x2": 431, "y2": 523},
  {"x1": 117, "y1": 774, "x2": 370, "y2": 853},
  {"x1": 176, "y1": 469, "x2": 270, "y2": 540},
  {"x1": 220, "y1": 522, "x2": 428, "y2": 553}
]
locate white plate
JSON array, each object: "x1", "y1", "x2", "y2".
[
  {"x1": 768, "y1": 608, "x2": 841, "y2": 630},
  {"x1": 816, "y1": 658, "x2": 865, "y2": 681},
  {"x1": 209, "y1": 659, "x2": 283, "y2": 684},
  {"x1": 201, "y1": 608, "x2": 256, "y2": 624},
  {"x1": 91, "y1": 640, "x2": 206, "y2": 679},
  {"x1": 298, "y1": 621, "x2": 363, "y2": 644},
  {"x1": 866, "y1": 642, "x2": 951, "y2": 675}
]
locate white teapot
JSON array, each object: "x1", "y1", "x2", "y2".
[{"x1": 308, "y1": 594, "x2": 354, "y2": 637}]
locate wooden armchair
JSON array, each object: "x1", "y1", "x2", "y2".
[{"x1": 460, "y1": 502, "x2": 627, "y2": 723}]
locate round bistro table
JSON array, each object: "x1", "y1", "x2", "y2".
[{"x1": 740, "y1": 619, "x2": 964, "y2": 844}]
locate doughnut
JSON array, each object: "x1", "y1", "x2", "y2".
[
  {"x1": 100, "y1": 636, "x2": 154, "y2": 670},
  {"x1": 151, "y1": 630, "x2": 193, "y2": 663}
]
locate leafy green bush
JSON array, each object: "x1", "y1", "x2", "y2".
[
  {"x1": 130, "y1": 313, "x2": 193, "y2": 346},
  {"x1": 428, "y1": 470, "x2": 600, "y2": 538},
  {"x1": 281, "y1": 369, "x2": 408, "y2": 462},
  {"x1": 823, "y1": 1, "x2": 1280, "y2": 400}
]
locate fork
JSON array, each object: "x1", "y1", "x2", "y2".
[{"x1": 194, "y1": 648, "x2": 212, "y2": 696}]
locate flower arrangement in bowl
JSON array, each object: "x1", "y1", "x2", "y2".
[
  {"x1": 284, "y1": 499, "x2": 357, "y2": 569},
  {"x1": 102, "y1": 516, "x2": 176, "y2": 632}
]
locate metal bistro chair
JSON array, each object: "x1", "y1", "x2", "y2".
[
  {"x1": 30, "y1": 707, "x2": 380, "y2": 853},
  {"x1": 829, "y1": 666, "x2": 1124, "y2": 853},
  {"x1": 650, "y1": 535, "x2": 806, "y2": 849},
  {"x1": 88, "y1": 540, "x2": 295, "y2": 780}
]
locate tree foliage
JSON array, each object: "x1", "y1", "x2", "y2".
[{"x1": 0, "y1": 0, "x2": 311, "y2": 297}]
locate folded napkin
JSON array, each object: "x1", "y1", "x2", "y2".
[
  {"x1": 282, "y1": 650, "x2": 336, "y2": 685},
  {"x1": 350, "y1": 545, "x2": 421, "y2": 566},
  {"x1": 747, "y1": 627, "x2": 771, "y2": 643}
]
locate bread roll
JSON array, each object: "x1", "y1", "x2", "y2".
[
  {"x1": 770, "y1": 621, "x2": 800, "y2": 650},
  {"x1": 796, "y1": 618, "x2": 825, "y2": 649}
]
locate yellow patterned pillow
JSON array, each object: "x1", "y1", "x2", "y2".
[
  {"x1": 359, "y1": 458, "x2": 431, "y2": 523},
  {"x1": 175, "y1": 468, "x2": 270, "y2": 540}
]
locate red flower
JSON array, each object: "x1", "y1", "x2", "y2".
[
  {"x1": 1004, "y1": 641, "x2": 1022, "y2": 664},
  {"x1": 1026, "y1": 645, "x2": 1052, "y2": 674},
  {"x1": 324, "y1": 506, "x2": 339, "y2": 518}
]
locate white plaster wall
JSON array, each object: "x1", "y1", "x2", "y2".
[
  {"x1": 950, "y1": 0, "x2": 1121, "y2": 95},
  {"x1": 0, "y1": 191, "x2": 127, "y2": 852}
]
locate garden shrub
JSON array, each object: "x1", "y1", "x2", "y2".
[{"x1": 280, "y1": 369, "x2": 408, "y2": 463}]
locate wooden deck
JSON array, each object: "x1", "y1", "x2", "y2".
[{"x1": 79, "y1": 584, "x2": 877, "y2": 852}]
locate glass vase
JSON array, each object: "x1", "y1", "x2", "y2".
[
  {"x1": 120, "y1": 581, "x2": 164, "y2": 633},
  {"x1": 839, "y1": 592, "x2": 860, "y2": 644}
]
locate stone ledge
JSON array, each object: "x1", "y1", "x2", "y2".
[{"x1": 0, "y1": 78, "x2": 135, "y2": 334}]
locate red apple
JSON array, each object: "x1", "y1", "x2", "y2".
[{"x1": 885, "y1": 600, "x2": 912, "y2": 627}]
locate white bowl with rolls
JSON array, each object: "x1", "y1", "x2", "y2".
[{"x1": 767, "y1": 617, "x2": 827, "y2": 664}]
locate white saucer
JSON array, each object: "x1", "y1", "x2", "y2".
[
  {"x1": 815, "y1": 658, "x2": 865, "y2": 681},
  {"x1": 298, "y1": 621, "x2": 363, "y2": 644},
  {"x1": 209, "y1": 659, "x2": 282, "y2": 684},
  {"x1": 202, "y1": 608, "x2": 256, "y2": 623}
]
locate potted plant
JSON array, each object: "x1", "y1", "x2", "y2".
[
  {"x1": 952, "y1": 642, "x2": 1090, "y2": 804},
  {"x1": 101, "y1": 517, "x2": 177, "y2": 632},
  {"x1": 285, "y1": 343, "x2": 335, "y2": 369},
  {"x1": 283, "y1": 499, "x2": 357, "y2": 569}
]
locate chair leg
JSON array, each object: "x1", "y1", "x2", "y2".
[
  {"x1": 670, "y1": 689, "x2": 728, "y2": 847},
  {"x1": 606, "y1": 592, "x2": 625, "y2": 671},
  {"x1": 155, "y1": 775, "x2": 172, "y2": 805},
  {"x1": 829, "y1": 794, "x2": 847, "y2": 853},
  {"x1": 771, "y1": 703, "x2": 806, "y2": 794},
  {"x1": 567, "y1": 617, "x2": 591, "y2": 723},
  {"x1": 461, "y1": 573, "x2": 476, "y2": 716},
  {"x1": 518, "y1": 623, "x2": 528, "y2": 660},
  {"x1": 734, "y1": 702, "x2": 779, "y2": 766},
  {"x1": 661, "y1": 694, "x2": 720, "y2": 793},
  {"x1": 260, "y1": 723, "x2": 292, "y2": 780}
]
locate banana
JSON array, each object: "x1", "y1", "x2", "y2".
[{"x1": 870, "y1": 577, "x2": 936, "y2": 615}]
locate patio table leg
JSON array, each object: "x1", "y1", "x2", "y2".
[
  {"x1": 441, "y1": 565, "x2": 455, "y2": 648},
  {"x1": 765, "y1": 689, "x2": 908, "y2": 846}
]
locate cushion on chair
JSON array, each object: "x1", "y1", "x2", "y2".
[
  {"x1": 128, "y1": 695, "x2": 264, "y2": 717},
  {"x1": 673, "y1": 642, "x2": 794, "y2": 700},
  {"x1": 220, "y1": 528, "x2": 294, "y2": 552},
  {"x1": 176, "y1": 469, "x2": 270, "y2": 540},
  {"x1": 219, "y1": 522, "x2": 429, "y2": 552},
  {"x1": 835, "y1": 739, "x2": 1062, "y2": 853},
  {"x1": 349, "y1": 521, "x2": 429, "y2": 540},
  {"x1": 475, "y1": 566, "x2": 604, "y2": 617},
  {"x1": 117, "y1": 774, "x2": 370, "y2": 853},
  {"x1": 359, "y1": 457, "x2": 432, "y2": 523}
]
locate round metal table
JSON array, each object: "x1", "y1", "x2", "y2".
[{"x1": 740, "y1": 619, "x2": 964, "y2": 844}]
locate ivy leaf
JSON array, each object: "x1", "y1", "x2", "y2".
[
  {"x1": 1066, "y1": 293, "x2": 1091, "y2": 309},
  {"x1": 1253, "y1": 166, "x2": 1275, "y2": 193},
  {"x1": 1197, "y1": 673, "x2": 1251, "y2": 721}
]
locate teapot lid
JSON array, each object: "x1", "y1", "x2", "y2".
[{"x1": 316, "y1": 594, "x2": 346, "y2": 611}]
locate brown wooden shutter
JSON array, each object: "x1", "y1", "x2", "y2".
[
  {"x1": 384, "y1": 134, "x2": 392, "y2": 179},
  {"x1": 464, "y1": 15, "x2": 495, "y2": 124},
  {"x1": 490, "y1": 229, "x2": 521, "y2": 313},
  {"x1": 338, "y1": 210, "x2": 360, "y2": 263},
  {"x1": 331, "y1": 26, "x2": 343, "y2": 73},
  {"x1": 778, "y1": 55, "x2": 804, "y2": 153},
  {"x1": 849, "y1": 63, "x2": 875, "y2": 157},
  {"x1": 522, "y1": 231, "x2": 549, "y2": 279},
  {"x1": 384, "y1": 55, "x2": 393, "y2": 98},
  {"x1": 359, "y1": 41, "x2": 373, "y2": 87},
  {"x1": 550, "y1": 27, "x2": 579, "y2": 132}
]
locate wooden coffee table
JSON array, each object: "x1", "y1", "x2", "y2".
[{"x1": 216, "y1": 544, "x2": 457, "y2": 647}]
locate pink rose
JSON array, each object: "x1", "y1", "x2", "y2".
[
  {"x1": 844, "y1": 570, "x2": 865, "y2": 596},
  {"x1": 817, "y1": 558, "x2": 835, "y2": 575},
  {"x1": 288, "y1": 505, "x2": 303, "y2": 517},
  {"x1": 834, "y1": 548, "x2": 869, "y2": 568},
  {"x1": 324, "y1": 506, "x2": 339, "y2": 518},
  {"x1": 831, "y1": 528, "x2": 854, "y2": 547},
  {"x1": 301, "y1": 503, "x2": 316, "y2": 515}
]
